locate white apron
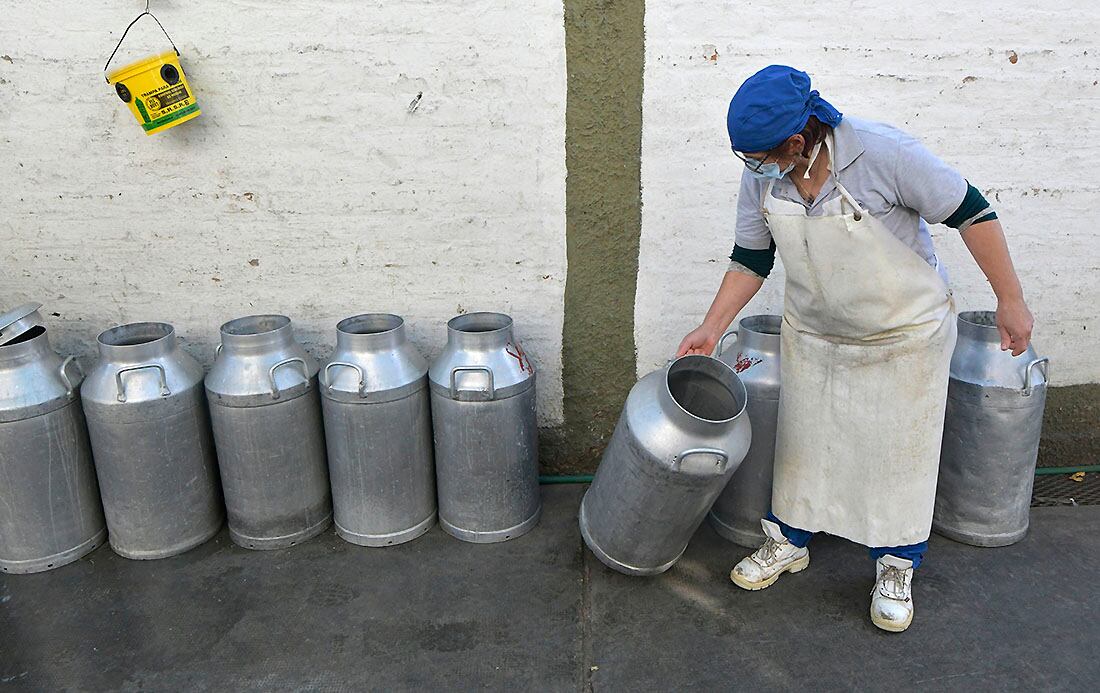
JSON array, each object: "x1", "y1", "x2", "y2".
[{"x1": 765, "y1": 138, "x2": 957, "y2": 547}]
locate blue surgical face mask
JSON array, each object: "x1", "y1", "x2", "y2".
[{"x1": 745, "y1": 160, "x2": 795, "y2": 181}]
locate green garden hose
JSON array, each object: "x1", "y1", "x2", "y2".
[{"x1": 540, "y1": 467, "x2": 1098, "y2": 484}]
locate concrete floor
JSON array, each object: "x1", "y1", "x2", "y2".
[{"x1": 2, "y1": 484, "x2": 1098, "y2": 691}]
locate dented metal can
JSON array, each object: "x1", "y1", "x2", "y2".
[
  {"x1": 708, "y1": 315, "x2": 783, "y2": 548},
  {"x1": 0, "y1": 306, "x2": 106, "y2": 573},
  {"x1": 82, "y1": 322, "x2": 223, "y2": 560},
  {"x1": 429, "y1": 312, "x2": 540, "y2": 543},
  {"x1": 933, "y1": 311, "x2": 1049, "y2": 547},
  {"x1": 321, "y1": 314, "x2": 436, "y2": 547},
  {"x1": 206, "y1": 315, "x2": 332, "y2": 550}
]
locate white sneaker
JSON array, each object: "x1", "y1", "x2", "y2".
[
  {"x1": 870, "y1": 554, "x2": 914, "y2": 632},
  {"x1": 730, "y1": 518, "x2": 810, "y2": 591}
]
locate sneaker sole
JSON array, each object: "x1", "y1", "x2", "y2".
[
  {"x1": 870, "y1": 608, "x2": 914, "y2": 633},
  {"x1": 729, "y1": 553, "x2": 810, "y2": 591}
]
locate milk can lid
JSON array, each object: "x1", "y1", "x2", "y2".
[{"x1": 0, "y1": 303, "x2": 44, "y2": 345}]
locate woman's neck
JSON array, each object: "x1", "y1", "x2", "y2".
[{"x1": 790, "y1": 140, "x2": 831, "y2": 202}]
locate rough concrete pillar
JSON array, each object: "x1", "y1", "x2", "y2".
[{"x1": 543, "y1": 0, "x2": 645, "y2": 473}]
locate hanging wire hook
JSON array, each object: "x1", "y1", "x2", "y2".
[{"x1": 103, "y1": 0, "x2": 180, "y2": 83}]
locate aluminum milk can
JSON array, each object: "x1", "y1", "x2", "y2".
[
  {"x1": 81, "y1": 322, "x2": 223, "y2": 559},
  {"x1": 321, "y1": 314, "x2": 436, "y2": 546},
  {"x1": 0, "y1": 304, "x2": 106, "y2": 574},
  {"x1": 708, "y1": 315, "x2": 782, "y2": 547},
  {"x1": 580, "y1": 355, "x2": 752, "y2": 576},
  {"x1": 933, "y1": 311, "x2": 1050, "y2": 547},
  {"x1": 206, "y1": 315, "x2": 332, "y2": 550},
  {"x1": 429, "y1": 312, "x2": 540, "y2": 543}
]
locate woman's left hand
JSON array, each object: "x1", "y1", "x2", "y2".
[{"x1": 996, "y1": 297, "x2": 1034, "y2": 356}]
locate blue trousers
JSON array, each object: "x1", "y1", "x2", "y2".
[{"x1": 766, "y1": 512, "x2": 927, "y2": 569}]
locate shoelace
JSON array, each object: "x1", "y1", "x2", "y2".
[
  {"x1": 752, "y1": 537, "x2": 782, "y2": 566},
  {"x1": 875, "y1": 565, "x2": 911, "y2": 601}
]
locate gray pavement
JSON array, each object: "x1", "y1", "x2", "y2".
[{"x1": 1, "y1": 484, "x2": 1097, "y2": 691}]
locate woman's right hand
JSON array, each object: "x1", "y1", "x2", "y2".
[
  {"x1": 676, "y1": 323, "x2": 722, "y2": 358},
  {"x1": 673, "y1": 270, "x2": 764, "y2": 359}
]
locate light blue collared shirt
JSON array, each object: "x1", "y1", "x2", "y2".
[{"x1": 734, "y1": 117, "x2": 967, "y2": 273}]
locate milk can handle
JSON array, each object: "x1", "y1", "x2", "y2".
[
  {"x1": 450, "y1": 366, "x2": 495, "y2": 399},
  {"x1": 103, "y1": 3, "x2": 181, "y2": 83},
  {"x1": 58, "y1": 356, "x2": 84, "y2": 397},
  {"x1": 269, "y1": 358, "x2": 308, "y2": 400},
  {"x1": 115, "y1": 363, "x2": 170, "y2": 403},
  {"x1": 673, "y1": 448, "x2": 729, "y2": 473},
  {"x1": 717, "y1": 330, "x2": 738, "y2": 357},
  {"x1": 324, "y1": 361, "x2": 366, "y2": 397},
  {"x1": 1023, "y1": 357, "x2": 1049, "y2": 397}
]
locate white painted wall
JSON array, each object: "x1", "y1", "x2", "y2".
[
  {"x1": 637, "y1": 1, "x2": 1100, "y2": 385},
  {"x1": 1, "y1": 1, "x2": 568, "y2": 424}
]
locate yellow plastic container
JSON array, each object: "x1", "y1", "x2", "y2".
[{"x1": 107, "y1": 51, "x2": 200, "y2": 135}]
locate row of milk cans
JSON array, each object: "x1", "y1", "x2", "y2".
[{"x1": 0, "y1": 304, "x2": 540, "y2": 574}]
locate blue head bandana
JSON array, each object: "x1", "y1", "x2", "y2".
[{"x1": 726, "y1": 65, "x2": 842, "y2": 153}]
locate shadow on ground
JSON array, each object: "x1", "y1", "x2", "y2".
[{"x1": 2, "y1": 485, "x2": 1097, "y2": 691}]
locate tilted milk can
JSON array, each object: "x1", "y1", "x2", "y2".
[
  {"x1": 580, "y1": 355, "x2": 752, "y2": 576},
  {"x1": 429, "y1": 312, "x2": 540, "y2": 543},
  {"x1": 82, "y1": 322, "x2": 223, "y2": 559},
  {"x1": 206, "y1": 315, "x2": 332, "y2": 550},
  {"x1": 0, "y1": 304, "x2": 106, "y2": 574},
  {"x1": 933, "y1": 311, "x2": 1050, "y2": 547},
  {"x1": 321, "y1": 314, "x2": 436, "y2": 547},
  {"x1": 709, "y1": 315, "x2": 782, "y2": 548}
]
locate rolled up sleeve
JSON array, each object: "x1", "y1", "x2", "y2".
[
  {"x1": 734, "y1": 171, "x2": 772, "y2": 250},
  {"x1": 729, "y1": 172, "x2": 777, "y2": 277}
]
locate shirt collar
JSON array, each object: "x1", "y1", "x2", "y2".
[
  {"x1": 769, "y1": 117, "x2": 866, "y2": 210},
  {"x1": 830, "y1": 118, "x2": 864, "y2": 173}
]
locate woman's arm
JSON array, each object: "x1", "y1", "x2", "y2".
[
  {"x1": 676, "y1": 270, "x2": 765, "y2": 357},
  {"x1": 960, "y1": 218, "x2": 1034, "y2": 356},
  {"x1": 889, "y1": 128, "x2": 1034, "y2": 356}
]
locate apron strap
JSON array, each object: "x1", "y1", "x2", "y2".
[
  {"x1": 826, "y1": 132, "x2": 864, "y2": 221},
  {"x1": 833, "y1": 180, "x2": 864, "y2": 222}
]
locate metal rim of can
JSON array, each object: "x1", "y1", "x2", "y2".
[
  {"x1": 664, "y1": 355, "x2": 748, "y2": 424},
  {"x1": 0, "y1": 303, "x2": 44, "y2": 345}
]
